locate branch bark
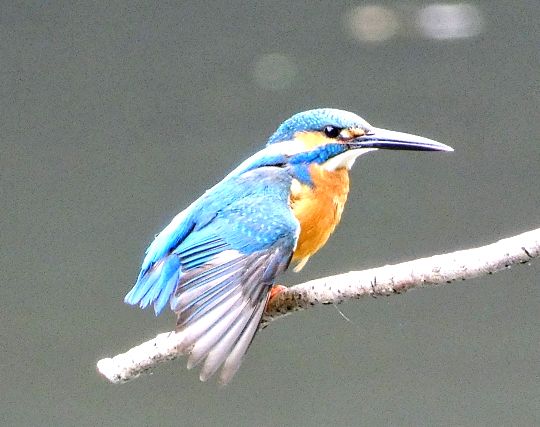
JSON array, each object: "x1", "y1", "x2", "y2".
[{"x1": 97, "y1": 227, "x2": 540, "y2": 384}]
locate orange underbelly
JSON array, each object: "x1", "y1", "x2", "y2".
[{"x1": 290, "y1": 166, "x2": 350, "y2": 264}]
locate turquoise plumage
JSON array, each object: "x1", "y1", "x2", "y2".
[{"x1": 124, "y1": 108, "x2": 452, "y2": 383}]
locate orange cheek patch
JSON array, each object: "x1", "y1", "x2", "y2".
[
  {"x1": 340, "y1": 128, "x2": 365, "y2": 140},
  {"x1": 293, "y1": 131, "x2": 333, "y2": 149},
  {"x1": 294, "y1": 128, "x2": 366, "y2": 147}
]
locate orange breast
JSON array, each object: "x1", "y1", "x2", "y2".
[{"x1": 290, "y1": 164, "x2": 350, "y2": 268}]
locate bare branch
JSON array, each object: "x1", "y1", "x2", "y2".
[{"x1": 97, "y1": 227, "x2": 540, "y2": 384}]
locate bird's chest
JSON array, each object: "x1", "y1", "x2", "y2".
[{"x1": 289, "y1": 165, "x2": 350, "y2": 264}]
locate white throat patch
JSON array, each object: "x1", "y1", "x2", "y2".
[{"x1": 322, "y1": 148, "x2": 378, "y2": 171}]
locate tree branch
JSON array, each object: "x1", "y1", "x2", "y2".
[{"x1": 97, "y1": 227, "x2": 539, "y2": 384}]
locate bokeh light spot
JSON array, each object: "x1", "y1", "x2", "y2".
[
  {"x1": 417, "y1": 3, "x2": 483, "y2": 40},
  {"x1": 253, "y1": 53, "x2": 298, "y2": 91},
  {"x1": 346, "y1": 5, "x2": 400, "y2": 42}
]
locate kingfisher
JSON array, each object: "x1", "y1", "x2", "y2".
[{"x1": 124, "y1": 108, "x2": 453, "y2": 384}]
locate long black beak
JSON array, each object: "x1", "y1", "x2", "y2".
[{"x1": 353, "y1": 127, "x2": 453, "y2": 152}]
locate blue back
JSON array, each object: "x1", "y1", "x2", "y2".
[{"x1": 125, "y1": 163, "x2": 299, "y2": 315}]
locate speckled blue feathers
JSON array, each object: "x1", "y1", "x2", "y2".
[
  {"x1": 124, "y1": 165, "x2": 299, "y2": 383},
  {"x1": 125, "y1": 166, "x2": 298, "y2": 314}
]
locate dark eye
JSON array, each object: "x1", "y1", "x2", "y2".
[{"x1": 323, "y1": 125, "x2": 342, "y2": 138}]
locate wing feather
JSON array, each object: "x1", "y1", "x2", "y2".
[
  {"x1": 186, "y1": 300, "x2": 249, "y2": 369},
  {"x1": 124, "y1": 166, "x2": 300, "y2": 382},
  {"x1": 219, "y1": 296, "x2": 268, "y2": 384},
  {"x1": 199, "y1": 297, "x2": 261, "y2": 382},
  {"x1": 173, "y1": 246, "x2": 292, "y2": 383}
]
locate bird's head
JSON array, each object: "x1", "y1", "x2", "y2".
[{"x1": 266, "y1": 108, "x2": 453, "y2": 172}]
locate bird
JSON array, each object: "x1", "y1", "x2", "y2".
[{"x1": 124, "y1": 108, "x2": 453, "y2": 384}]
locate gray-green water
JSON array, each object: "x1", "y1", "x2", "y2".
[{"x1": 2, "y1": 1, "x2": 538, "y2": 425}]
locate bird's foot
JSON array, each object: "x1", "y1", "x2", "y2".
[{"x1": 266, "y1": 284, "x2": 287, "y2": 310}]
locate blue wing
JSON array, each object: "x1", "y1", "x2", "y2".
[{"x1": 124, "y1": 166, "x2": 299, "y2": 383}]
